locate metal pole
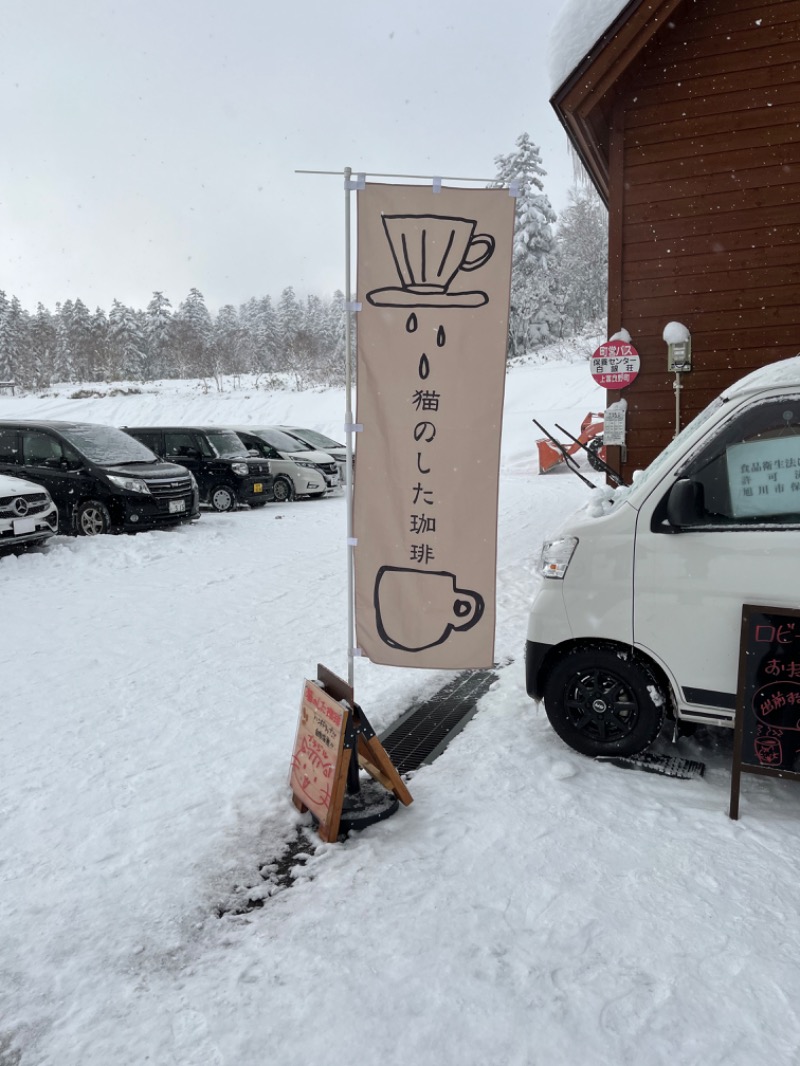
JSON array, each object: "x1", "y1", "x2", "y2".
[{"x1": 344, "y1": 167, "x2": 356, "y2": 690}]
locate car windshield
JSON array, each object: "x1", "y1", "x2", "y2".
[
  {"x1": 252, "y1": 428, "x2": 309, "y2": 453},
  {"x1": 60, "y1": 424, "x2": 158, "y2": 464},
  {"x1": 286, "y1": 428, "x2": 342, "y2": 450},
  {"x1": 204, "y1": 430, "x2": 250, "y2": 458}
]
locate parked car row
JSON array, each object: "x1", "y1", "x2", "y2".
[{"x1": 0, "y1": 419, "x2": 347, "y2": 551}]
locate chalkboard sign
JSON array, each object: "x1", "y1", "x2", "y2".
[{"x1": 730, "y1": 604, "x2": 800, "y2": 819}]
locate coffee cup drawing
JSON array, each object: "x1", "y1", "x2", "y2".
[
  {"x1": 373, "y1": 566, "x2": 485, "y2": 652},
  {"x1": 366, "y1": 214, "x2": 496, "y2": 309}
]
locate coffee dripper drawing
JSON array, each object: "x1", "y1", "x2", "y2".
[{"x1": 366, "y1": 214, "x2": 496, "y2": 309}]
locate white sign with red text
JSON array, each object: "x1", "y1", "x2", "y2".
[{"x1": 590, "y1": 340, "x2": 640, "y2": 390}]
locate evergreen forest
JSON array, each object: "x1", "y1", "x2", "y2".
[{"x1": 0, "y1": 137, "x2": 608, "y2": 391}]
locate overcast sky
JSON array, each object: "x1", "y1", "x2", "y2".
[{"x1": 0, "y1": 0, "x2": 581, "y2": 314}]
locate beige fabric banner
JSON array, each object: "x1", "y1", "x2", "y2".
[{"x1": 353, "y1": 183, "x2": 515, "y2": 668}]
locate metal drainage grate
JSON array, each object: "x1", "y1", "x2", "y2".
[{"x1": 379, "y1": 667, "x2": 500, "y2": 774}]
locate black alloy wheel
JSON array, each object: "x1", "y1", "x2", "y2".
[{"x1": 542, "y1": 646, "x2": 665, "y2": 757}]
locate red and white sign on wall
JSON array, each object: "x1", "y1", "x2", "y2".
[{"x1": 590, "y1": 340, "x2": 640, "y2": 390}]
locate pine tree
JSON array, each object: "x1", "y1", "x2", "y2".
[
  {"x1": 29, "y1": 304, "x2": 57, "y2": 388},
  {"x1": 68, "y1": 298, "x2": 94, "y2": 381},
  {"x1": 278, "y1": 287, "x2": 303, "y2": 382},
  {"x1": 173, "y1": 288, "x2": 213, "y2": 381},
  {"x1": 214, "y1": 304, "x2": 245, "y2": 381},
  {"x1": 491, "y1": 133, "x2": 558, "y2": 357},
  {"x1": 89, "y1": 308, "x2": 109, "y2": 381},
  {"x1": 145, "y1": 291, "x2": 173, "y2": 379},
  {"x1": 53, "y1": 302, "x2": 75, "y2": 383},
  {"x1": 0, "y1": 294, "x2": 25, "y2": 384},
  {"x1": 109, "y1": 300, "x2": 147, "y2": 380},
  {"x1": 550, "y1": 186, "x2": 608, "y2": 337}
]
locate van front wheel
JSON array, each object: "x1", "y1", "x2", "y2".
[{"x1": 542, "y1": 647, "x2": 665, "y2": 757}]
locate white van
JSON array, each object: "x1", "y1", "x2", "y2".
[{"x1": 526, "y1": 354, "x2": 800, "y2": 758}]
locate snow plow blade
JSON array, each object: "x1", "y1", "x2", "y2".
[{"x1": 536, "y1": 411, "x2": 604, "y2": 474}]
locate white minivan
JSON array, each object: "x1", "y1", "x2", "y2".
[{"x1": 526, "y1": 354, "x2": 800, "y2": 758}]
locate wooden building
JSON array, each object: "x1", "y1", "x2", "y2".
[{"x1": 552, "y1": 0, "x2": 800, "y2": 478}]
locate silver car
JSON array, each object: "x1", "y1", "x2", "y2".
[
  {"x1": 229, "y1": 428, "x2": 334, "y2": 502},
  {"x1": 279, "y1": 426, "x2": 349, "y2": 484}
]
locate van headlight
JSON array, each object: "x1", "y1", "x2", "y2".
[
  {"x1": 539, "y1": 536, "x2": 578, "y2": 579},
  {"x1": 107, "y1": 475, "x2": 151, "y2": 495},
  {"x1": 232, "y1": 462, "x2": 249, "y2": 476}
]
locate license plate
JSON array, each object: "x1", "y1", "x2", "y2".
[
  {"x1": 253, "y1": 483, "x2": 263, "y2": 493},
  {"x1": 169, "y1": 499, "x2": 186, "y2": 514},
  {"x1": 13, "y1": 517, "x2": 36, "y2": 534}
]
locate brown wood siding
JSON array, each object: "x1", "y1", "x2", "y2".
[{"x1": 611, "y1": 0, "x2": 800, "y2": 481}]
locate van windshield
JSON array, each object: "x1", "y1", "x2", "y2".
[
  {"x1": 629, "y1": 396, "x2": 726, "y2": 491},
  {"x1": 60, "y1": 424, "x2": 158, "y2": 464}
]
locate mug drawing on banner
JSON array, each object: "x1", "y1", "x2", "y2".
[
  {"x1": 374, "y1": 566, "x2": 485, "y2": 653},
  {"x1": 366, "y1": 214, "x2": 496, "y2": 309}
]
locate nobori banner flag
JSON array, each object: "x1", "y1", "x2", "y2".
[{"x1": 353, "y1": 183, "x2": 515, "y2": 668}]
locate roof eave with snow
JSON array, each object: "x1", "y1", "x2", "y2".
[{"x1": 550, "y1": 0, "x2": 687, "y2": 205}]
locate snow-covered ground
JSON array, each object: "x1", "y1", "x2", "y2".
[{"x1": 4, "y1": 346, "x2": 800, "y2": 1066}]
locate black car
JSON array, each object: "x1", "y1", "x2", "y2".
[
  {"x1": 122, "y1": 426, "x2": 273, "y2": 512},
  {"x1": 0, "y1": 420, "x2": 200, "y2": 536}
]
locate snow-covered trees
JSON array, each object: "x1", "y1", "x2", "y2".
[
  {"x1": 492, "y1": 133, "x2": 558, "y2": 358},
  {"x1": 0, "y1": 140, "x2": 607, "y2": 385},
  {"x1": 0, "y1": 294, "x2": 26, "y2": 384},
  {"x1": 491, "y1": 135, "x2": 608, "y2": 356},
  {"x1": 145, "y1": 292, "x2": 173, "y2": 380},
  {"x1": 109, "y1": 300, "x2": 147, "y2": 380},
  {"x1": 549, "y1": 185, "x2": 608, "y2": 338}
]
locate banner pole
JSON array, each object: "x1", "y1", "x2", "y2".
[{"x1": 344, "y1": 166, "x2": 356, "y2": 690}]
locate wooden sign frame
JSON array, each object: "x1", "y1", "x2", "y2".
[
  {"x1": 730, "y1": 604, "x2": 800, "y2": 819},
  {"x1": 290, "y1": 665, "x2": 412, "y2": 842},
  {"x1": 290, "y1": 678, "x2": 353, "y2": 842},
  {"x1": 317, "y1": 664, "x2": 413, "y2": 810}
]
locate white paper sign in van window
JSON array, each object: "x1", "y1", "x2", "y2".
[{"x1": 727, "y1": 437, "x2": 800, "y2": 518}]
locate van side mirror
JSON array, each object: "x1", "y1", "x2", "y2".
[{"x1": 666, "y1": 478, "x2": 704, "y2": 527}]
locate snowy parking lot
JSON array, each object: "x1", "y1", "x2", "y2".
[{"x1": 4, "y1": 356, "x2": 800, "y2": 1065}]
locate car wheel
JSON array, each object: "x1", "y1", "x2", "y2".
[
  {"x1": 587, "y1": 436, "x2": 605, "y2": 472},
  {"x1": 209, "y1": 485, "x2": 237, "y2": 512},
  {"x1": 76, "y1": 500, "x2": 112, "y2": 536},
  {"x1": 272, "y1": 477, "x2": 294, "y2": 503},
  {"x1": 542, "y1": 646, "x2": 665, "y2": 757}
]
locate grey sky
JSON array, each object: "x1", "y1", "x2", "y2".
[{"x1": 0, "y1": 0, "x2": 578, "y2": 313}]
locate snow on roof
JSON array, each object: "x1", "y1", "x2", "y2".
[
  {"x1": 549, "y1": 0, "x2": 632, "y2": 93},
  {"x1": 725, "y1": 354, "x2": 800, "y2": 397}
]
